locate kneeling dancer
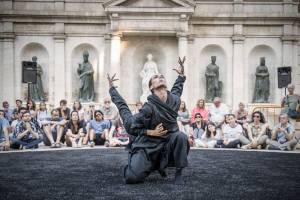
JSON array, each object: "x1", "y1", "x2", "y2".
[{"x1": 107, "y1": 57, "x2": 189, "y2": 184}]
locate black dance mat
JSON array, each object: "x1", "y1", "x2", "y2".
[{"x1": 0, "y1": 149, "x2": 300, "y2": 200}]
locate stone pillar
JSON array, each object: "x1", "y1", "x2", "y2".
[
  {"x1": 0, "y1": 22, "x2": 15, "y2": 104},
  {"x1": 281, "y1": 24, "x2": 297, "y2": 102},
  {"x1": 231, "y1": 25, "x2": 245, "y2": 109},
  {"x1": 53, "y1": 34, "x2": 66, "y2": 106},
  {"x1": 110, "y1": 33, "x2": 121, "y2": 88},
  {"x1": 177, "y1": 33, "x2": 189, "y2": 103}
]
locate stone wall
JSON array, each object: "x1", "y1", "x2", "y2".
[{"x1": 0, "y1": 0, "x2": 299, "y2": 111}]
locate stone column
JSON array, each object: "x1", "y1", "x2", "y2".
[
  {"x1": 281, "y1": 24, "x2": 297, "y2": 102},
  {"x1": 232, "y1": 25, "x2": 245, "y2": 109},
  {"x1": 110, "y1": 33, "x2": 121, "y2": 88},
  {"x1": 0, "y1": 22, "x2": 15, "y2": 104},
  {"x1": 177, "y1": 33, "x2": 189, "y2": 103},
  {"x1": 233, "y1": 0, "x2": 244, "y2": 13},
  {"x1": 53, "y1": 34, "x2": 66, "y2": 106}
]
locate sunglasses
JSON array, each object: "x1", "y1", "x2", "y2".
[
  {"x1": 253, "y1": 115, "x2": 260, "y2": 118},
  {"x1": 195, "y1": 116, "x2": 202, "y2": 118},
  {"x1": 89, "y1": 105, "x2": 95, "y2": 107}
]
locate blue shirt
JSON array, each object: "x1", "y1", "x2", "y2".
[
  {"x1": 89, "y1": 119, "x2": 111, "y2": 134},
  {"x1": 0, "y1": 118, "x2": 9, "y2": 139},
  {"x1": 274, "y1": 123, "x2": 295, "y2": 144},
  {"x1": 13, "y1": 121, "x2": 39, "y2": 140}
]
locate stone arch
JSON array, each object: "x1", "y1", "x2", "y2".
[
  {"x1": 20, "y1": 42, "x2": 50, "y2": 101},
  {"x1": 199, "y1": 44, "x2": 227, "y2": 102},
  {"x1": 248, "y1": 44, "x2": 276, "y2": 103},
  {"x1": 121, "y1": 41, "x2": 166, "y2": 102},
  {"x1": 71, "y1": 43, "x2": 99, "y2": 101}
]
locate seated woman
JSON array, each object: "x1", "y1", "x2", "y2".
[
  {"x1": 189, "y1": 113, "x2": 207, "y2": 147},
  {"x1": 191, "y1": 99, "x2": 208, "y2": 123},
  {"x1": 201, "y1": 122, "x2": 218, "y2": 148},
  {"x1": 65, "y1": 111, "x2": 87, "y2": 148},
  {"x1": 177, "y1": 100, "x2": 190, "y2": 135},
  {"x1": 72, "y1": 101, "x2": 85, "y2": 121},
  {"x1": 243, "y1": 111, "x2": 269, "y2": 149},
  {"x1": 235, "y1": 102, "x2": 248, "y2": 125}
]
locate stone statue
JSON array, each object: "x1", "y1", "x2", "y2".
[
  {"x1": 139, "y1": 54, "x2": 159, "y2": 102},
  {"x1": 252, "y1": 57, "x2": 270, "y2": 103},
  {"x1": 28, "y1": 56, "x2": 45, "y2": 101},
  {"x1": 77, "y1": 51, "x2": 94, "y2": 102},
  {"x1": 205, "y1": 56, "x2": 222, "y2": 102}
]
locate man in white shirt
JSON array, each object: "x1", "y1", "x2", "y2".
[{"x1": 209, "y1": 97, "x2": 230, "y2": 127}]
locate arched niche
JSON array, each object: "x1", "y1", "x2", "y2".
[
  {"x1": 71, "y1": 44, "x2": 99, "y2": 101},
  {"x1": 20, "y1": 42, "x2": 49, "y2": 101},
  {"x1": 248, "y1": 45, "x2": 276, "y2": 103},
  {"x1": 121, "y1": 42, "x2": 166, "y2": 102},
  {"x1": 199, "y1": 44, "x2": 227, "y2": 102}
]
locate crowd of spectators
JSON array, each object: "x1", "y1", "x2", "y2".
[
  {"x1": 177, "y1": 84, "x2": 300, "y2": 151},
  {"x1": 0, "y1": 83, "x2": 299, "y2": 151}
]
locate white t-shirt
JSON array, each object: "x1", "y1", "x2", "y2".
[
  {"x1": 209, "y1": 103, "x2": 230, "y2": 124},
  {"x1": 223, "y1": 123, "x2": 243, "y2": 141}
]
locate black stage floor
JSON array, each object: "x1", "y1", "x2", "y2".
[{"x1": 0, "y1": 148, "x2": 300, "y2": 200}]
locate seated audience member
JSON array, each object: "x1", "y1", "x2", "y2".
[
  {"x1": 281, "y1": 84, "x2": 300, "y2": 125},
  {"x1": 109, "y1": 119, "x2": 129, "y2": 147},
  {"x1": 13, "y1": 99, "x2": 23, "y2": 113},
  {"x1": 190, "y1": 113, "x2": 207, "y2": 147},
  {"x1": 65, "y1": 111, "x2": 86, "y2": 148},
  {"x1": 72, "y1": 101, "x2": 85, "y2": 121},
  {"x1": 177, "y1": 100, "x2": 190, "y2": 135},
  {"x1": 36, "y1": 101, "x2": 50, "y2": 125},
  {"x1": 11, "y1": 107, "x2": 27, "y2": 132},
  {"x1": 42, "y1": 109, "x2": 67, "y2": 148},
  {"x1": 2, "y1": 101, "x2": 13, "y2": 123},
  {"x1": 11, "y1": 111, "x2": 43, "y2": 149},
  {"x1": 84, "y1": 102, "x2": 96, "y2": 122},
  {"x1": 88, "y1": 110, "x2": 111, "y2": 147},
  {"x1": 0, "y1": 110, "x2": 10, "y2": 151},
  {"x1": 191, "y1": 99, "x2": 209, "y2": 123},
  {"x1": 235, "y1": 102, "x2": 248, "y2": 125},
  {"x1": 243, "y1": 111, "x2": 268, "y2": 149},
  {"x1": 132, "y1": 101, "x2": 143, "y2": 114},
  {"x1": 266, "y1": 113, "x2": 299, "y2": 151},
  {"x1": 57, "y1": 99, "x2": 71, "y2": 120},
  {"x1": 209, "y1": 97, "x2": 230, "y2": 128},
  {"x1": 26, "y1": 100, "x2": 37, "y2": 119},
  {"x1": 219, "y1": 114, "x2": 250, "y2": 148},
  {"x1": 202, "y1": 122, "x2": 218, "y2": 148},
  {"x1": 101, "y1": 97, "x2": 120, "y2": 140}
]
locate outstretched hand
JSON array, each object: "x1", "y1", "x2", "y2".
[
  {"x1": 107, "y1": 73, "x2": 119, "y2": 88},
  {"x1": 173, "y1": 56, "x2": 185, "y2": 76}
]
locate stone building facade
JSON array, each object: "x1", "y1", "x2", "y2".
[{"x1": 0, "y1": 0, "x2": 299, "y2": 109}]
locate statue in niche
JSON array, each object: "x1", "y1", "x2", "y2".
[
  {"x1": 252, "y1": 57, "x2": 270, "y2": 103},
  {"x1": 28, "y1": 56, "x2": 45, "y2": 101},
  {"x1": 205, "y1": 56, "x2": 222, "y2": 102},
  {"x1": 139, "y1": 53, "x2": 159, "y2": 103},
  {"x1": 77, "y1": 51, "x2": 94, "y2": 102}
]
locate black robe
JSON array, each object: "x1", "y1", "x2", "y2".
[{"x1": 109, "y1": 75, "x2": 189, "y2": 183}]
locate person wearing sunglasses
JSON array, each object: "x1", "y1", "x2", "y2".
[{"x1": 244, "y1": 111, "x2": 268, "y2": 149}]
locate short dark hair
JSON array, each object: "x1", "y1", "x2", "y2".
[
  {"x1": 18, "y1": 107, "x2": 27, "y2": 113},
  {"x1": 60, "y1": 99, "x2": 67, "y2": 106},
  {"x1": 94, "y1": 110, "x2": 104, "y2": 119},
  {"x1": 194, "y1": 112, "x2": 202, "y2": 118},
  {"x1": 21, "y1": 111, "x2": 30, "y2": 118},
  {"x1": 51, "y1": 109, "x2": 59, "y2": 115}
]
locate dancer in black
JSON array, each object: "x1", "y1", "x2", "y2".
[{"x1": 107, "y1": 57, "x2": 189, "y2": 184}]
